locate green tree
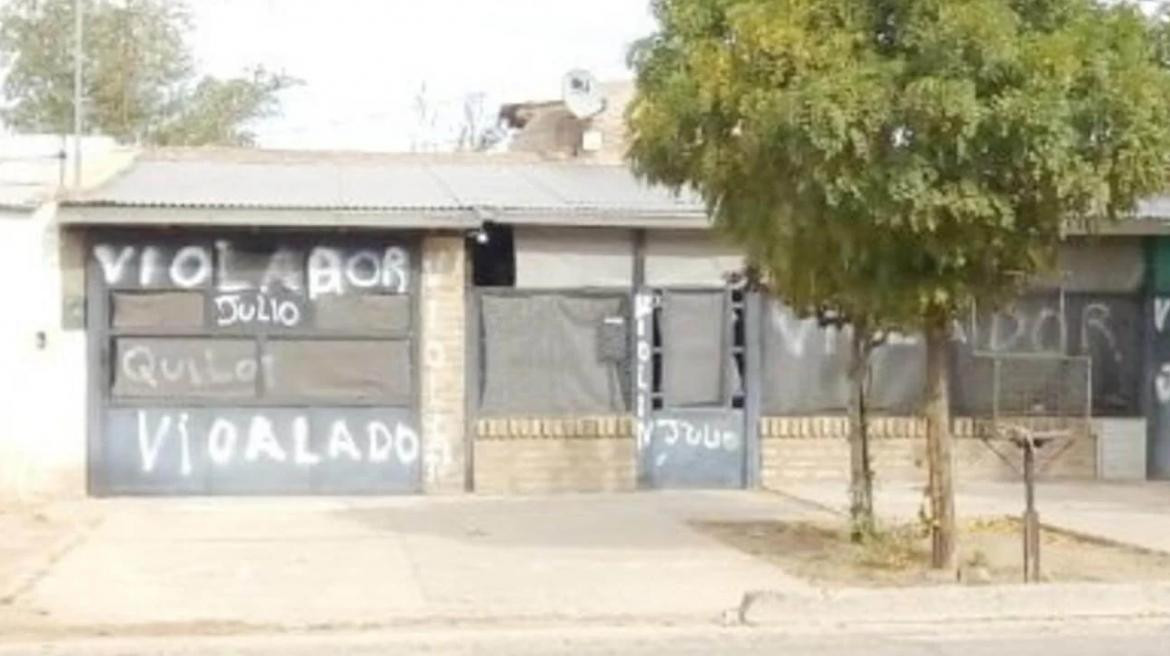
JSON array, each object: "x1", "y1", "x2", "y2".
[
  {"x1": 0, "y1": 0, "x2": 297, "y2": 146},
  {"x1": 627, "y1": 0, "x2": 1170, "y2": 568}
]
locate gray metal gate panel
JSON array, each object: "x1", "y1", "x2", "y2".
[
  {"x1": 1149, "y1": 295, "x2": 1170, "y2": 479},
  {"x1": 643, "y1": 409, "x2": 745, "y2": 488},
  {"x1": 87, "y1": 229, "x2": 423, "y2": 496},
  {"x1": 636, "y1": 288, "x2": 749, "y2": 490},
  {"x1": 100, "y1": 407, "x2": 421, "y2": 495}
]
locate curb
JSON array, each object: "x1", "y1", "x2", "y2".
[{"x1": 738, "y1": 582, "x2": 1170, "y2": 626}]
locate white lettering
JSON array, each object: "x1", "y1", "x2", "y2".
[
  {"x1": 1030, "y1": 307, "x2": 1066, "y2": 352},
  {"x1": 661, "y1": 420, "x2": 680, "y2": 446},
  {"x1": 346, "y1": 250, "x2": 382, "y2": 288},
  {"x1": 308, "y1": 247, "x2": 344, "y2": 300},
  {"x1": 771, "y1": 307, "x2": 815, "y2": 357},
  {"x1": 368, "y1": 422, "x2": 394, "y2": 463},
  {"x1": 1082, "y1": 303, "x2": 1120, "y2": 364},
  {"x1": 1157, "y1": 298, "x2": 1170, "y2": 334},
  {"x1": 215, "y1": 240, "x2": 251, "y2": 292},
  {"x1": 94, "y1": 244, "x2": 135, "y2": 285},
  {"x1": 169, "y1": 246, "x2": 212, "y2": 288},
  {"x1": 990, "y1": 310, "x2": 1025, "y2": 352},
  {"x1": 122, "y1": 346, "x2": 159, "y2": 388},
  {"x1": 244, "y1": 416, "x2": 287, "y2": 462},
  {"x1": 136, "y1": 411, "x2": 170, "y2": 473},
  {"x1": 649, "y1": 418, "x2": 743, "y2": 453},
  {"x1": 178, "y1": 413, "x2": 192, "y2": 477},
  {"x1": 328, "y1": 420, "x2": 362, "y2": 461},
  {"x1": 383, "y1": 247, "x2": 409, "y2": 293},
  {"x1": 292, "y1": 416, "x2": 321, "y2": 466},
  {"x1": 139, "y1": 246, "x2": 161, "y2": 287},
  {"x1": 278, "y1": 302, "x2": 300, "y2": 326},
  {"x1": 207, "y1": 418, "x2": 238, "y2": 465},
  {"x1": 1158, "y1": 364, "x2": 1170, "y2": 404},
  {"x1": 395, "y1": 423, "x2": 421, "y2": 464},
  {"x1": 261, "y1": 248, "x2": 303, "y2": 292}
]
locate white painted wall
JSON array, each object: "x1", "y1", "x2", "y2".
[
  {"x1": 514, "y1": 226, "x2": 633, "y2": 288},
  {"x1": 645, "y1": 230, "x2": 745, "y2": 287},
  {"x1": 0, "y1": 205, "x2": 89, "y2": 501},
  {"x1": 1096, "y1": 418, "x2": 1147, "y2": 481}
]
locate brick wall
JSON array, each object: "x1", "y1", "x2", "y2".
[
  {"x1": 759, "y1": 416, "x2": 1097, "y2": 489},
  {"x1": 420, "y1": 234, "x2": 467, "y2": 493},
  {"x1": 474, "y1": 417, "x2": 635, "y2": 494}
]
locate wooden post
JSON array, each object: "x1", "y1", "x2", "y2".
[{"x1": 1022, "y1": 440, "x2": 1041, "y2": 583}]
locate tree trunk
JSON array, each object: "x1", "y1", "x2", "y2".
[
  {"x1": 924, "y1": 312, "x2": 957, "y2": 571},
  {"x1": 848, "y1": 324, "x2": 874, "y2": 541}
]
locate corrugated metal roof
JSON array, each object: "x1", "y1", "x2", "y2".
[{"x1": 61, "y1": 149, "x2": 707, "y2": 227}]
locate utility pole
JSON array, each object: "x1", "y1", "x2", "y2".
[{"x1": 73, "y1": 0, "x2": 84, "y2": 189}]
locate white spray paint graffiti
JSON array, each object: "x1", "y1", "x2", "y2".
[
  {"x1": 119, "y1": 344, "x2": 276, "y2": 391},
  {"x1": 1156, "y1": 297, "x2": 1170, "y2": 334},
  {"x1": 213, "y1": 292, "x2": 304, "y2": 328},
  {"x1": 135, "y1": 411, "x2": 420, "y2": 475},
  {"x1": 634, "y1": 292, "x2": 655, "y2": 450},
  {"x1": 981, "y1": 301, "x2": 1123, "y2": 362},
  {"x1": 93, "y1": 241, "x2": 410, "y2": 296},
  {"x1": 767, "y1": 305, "x2": 930, "y2": 357},
  {"x1": 1155, "y1": 297, "x2": 1170, "y2": 406},
  {"x1": 307, "y1": 246, "x2": 408, "y2": 299},
  {"x1": 647, "y1": 417, "x2": 742, "y2": 469}
]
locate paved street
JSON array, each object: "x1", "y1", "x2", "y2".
[{"x1": 1, "y1": 620, "x2": 1168, "y2": 655}]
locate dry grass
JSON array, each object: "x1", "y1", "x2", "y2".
[{"x1": 692, "y1": 516, "x2": 1170, "y2": 587}]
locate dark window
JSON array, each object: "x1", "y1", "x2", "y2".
[{"x1": 472, "y1": 223, "x2": 515, "y2": 287}]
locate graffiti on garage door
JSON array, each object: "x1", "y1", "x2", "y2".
[{"x1": 89, "y1": 232, "x2": 421, "y2": 495}]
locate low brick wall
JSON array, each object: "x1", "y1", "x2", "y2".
[
  {"x1": 760, "y1": 416, "x2": 1097, "y2": 489},
  {"x1": 474, "y1": 417, "x2": 636, "y2": 494}
]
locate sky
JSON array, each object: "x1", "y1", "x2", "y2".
[{"x1": 187, "y1": 0, "x2": 658, "y2": 151}]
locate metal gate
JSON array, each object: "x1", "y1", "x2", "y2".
[
  {"x1": 634, "y1": 288, "x2": 752, "y2": 488},
  {"x1": 86, "y1": 229, "x2": 422, "y2": 495}
]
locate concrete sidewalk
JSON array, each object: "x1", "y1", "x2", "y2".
[
  {"x1": 2, "y1": 492, "x2": 822, "y2": 633},
  {"x1": 774, "y1": 480, "x2": 1170, "y2": 553}
]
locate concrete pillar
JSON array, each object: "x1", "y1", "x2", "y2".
[{"x1": 419, "y1": 233, "x2": 468, "y2": 493}]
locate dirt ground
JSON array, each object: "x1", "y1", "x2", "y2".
[{"x1": 693, "y1": 516, "x2": 1170, "y2": 587}]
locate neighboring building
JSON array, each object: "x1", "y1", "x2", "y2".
[
  {"x1": 500, "y1": 80, "x2": 633, "y2": 163},
  {"x1": 0, "y1": 118, "x2": 1166, "y2": 499},
  {"x1": 0, "y1": 135, "x2": 135, "y2": 500}
]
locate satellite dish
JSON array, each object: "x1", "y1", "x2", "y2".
[{"x1": 562, "y1": 69, "x2": 607, "y2": 119}]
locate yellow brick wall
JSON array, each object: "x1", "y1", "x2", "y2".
[
  {"x1": 759, "y1": 416, "x2": 1097, "y2": 489},
  {"x1": 420, "y1": 234, "x2": 467, "y2": 493},
  {"x1": 474, "y1": 417, "x2": 635, "y2": 494}
]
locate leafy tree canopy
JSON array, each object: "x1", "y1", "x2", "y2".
[
  {"x1": 627, "y1": 0, "x2": 1170, "y2": 326},
  {"x1": 0, "y1": 0, "x2": 297, "y2": 146}
]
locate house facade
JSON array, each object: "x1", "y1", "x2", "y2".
[{"x1": 0, "y1": 135, "x2": 1167, "y2": 498}]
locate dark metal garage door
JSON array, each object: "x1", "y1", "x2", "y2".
[{"x1": 86, "y1": 229, "x2": 421, "y2": 495}]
